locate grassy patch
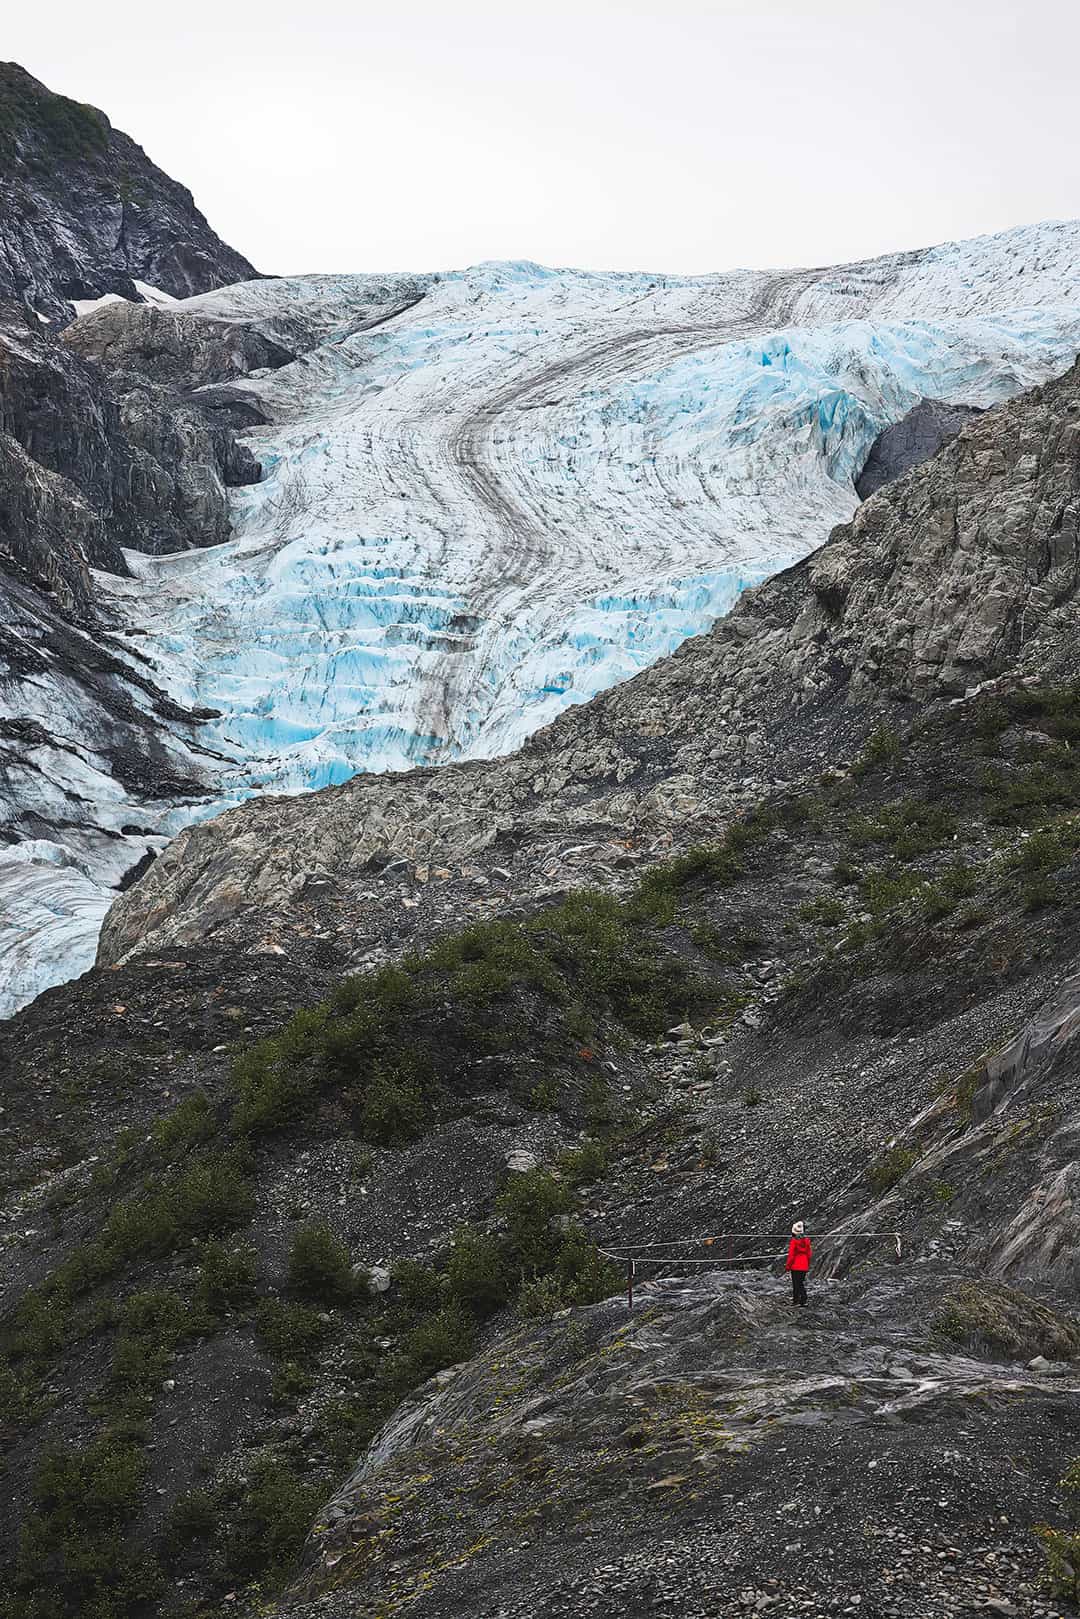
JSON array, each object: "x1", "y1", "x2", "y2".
[
  {"x1": 934, "y1": 1282, "x2": 1080, "y2": 1362},
  {"x1": 848, "y1": 797, "x2": 957, "y2": 862},
  {"x1": 0, "y1": 63, "x2": 110, "y2": 165}
]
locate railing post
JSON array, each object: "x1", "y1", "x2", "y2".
[{"x1": 627, "y1": 1258, "x2": 635, "y2": 1312}]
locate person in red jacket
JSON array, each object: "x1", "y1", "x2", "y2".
[{"x1": 786, "y1": 1220, "x2": 812, "y2": 1306}]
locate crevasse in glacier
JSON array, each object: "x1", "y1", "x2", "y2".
[{"x1": 4, "y1": 220, "x2": 1080, "y2": 1016}]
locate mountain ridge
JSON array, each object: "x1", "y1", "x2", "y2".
[{"x1": 0, "y1": 62, "x2": 257, "y2": 324}]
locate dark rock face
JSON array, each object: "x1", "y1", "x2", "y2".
[
  {"x1": 0, "y1": 298, "x2": 264, "y2": 593},
  {"x1": 855, "y1": 396, "x2": 982, "y2": 499},
  {"x1": 63, "y1": 300, "x2": 293, "y2": 390},
  {"x1": 0, "y1": 62, "x2": 257, "y2": 324},
  {"x1": 0, "y1": 78, "x2": 271, "y2": 1013}
]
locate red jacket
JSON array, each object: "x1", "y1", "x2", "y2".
[{"x1": 786, "y1": 1236, "x2": 812, "y2": 1272}]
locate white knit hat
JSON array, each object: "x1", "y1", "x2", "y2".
[{"x1": 791, "y1": 1221, "x2": 805, "y2": 1236}]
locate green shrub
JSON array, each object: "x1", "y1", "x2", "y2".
[
  {"x1": 271, "y1": 1360, "x2": 315, "y2": 1405},
  {"x1": 194, "y1": 1240, "x2": 258, "y2": 1313},
  {"x1": 394, "y1": 1305, "x2": 476, "y2": 1387},
  {"x1": 220, "y1": 1454, "x2": 323, "y2": 1587},
  {"x1": 560, "y1": 1138, "x2": 610, "y2": 1184},
  {"x1": 919, "y1": 862, "x2": 978, "y2": 921},
  {"x1": 538, "y1": 890, "x2": 691, "y2": 1033},
  {"x1": 0, "y1": 1358, "x2": 39, "y2": 1425},
  {"x1": 230, "y1": 1008, "x2": 330, "y2": 1135},
  {"x1": 392, "y1": 1260, "x2": 444, "y2": 1314},
  {"x1": 110, "y1": 1289, "x2": 195, "y2": 1394},
  {"x1": 984, "y1": 757, "x2": 1080, "y2": 827},
  {"x1": 444, "y1": 1226, "x2": 509, "y2": 1317},
  {"x1": 540, "y1": 1226, "x2": 620, "y2": 1310},
  {"x1": 164, "y1": 1487, "x2": 216, "y2": 1553},
  {"x1": 517, "y1": 1274, "x2": 568, "y2": 1321},
  {"x1": 798, "y1": 895, "x2": 845, "y2": 927},
  {"x1": 498, "y1": 1170, "x2": 573, "y2": 1277},
  {"x1": 287, "y1": 1219, "x2": 355, "y2": 1302},
  {"x1": 255, "y1": 1300, "x2": 332, "y2": 1362},
  {"x1": 1035, "y1": 1454, "x2": 1080, "y2": 1601},
  {"x1": 356, "y1": 1061, "x2": 429, "y2": 1145},
  {"x1": 1035, "y1": 1525, "x2": 1080, "y2": 1601},
  {"x1": 14, "y1": 1437, "x2": 162, "y2": 1619},
  {"x1": 83, "y1": 1148, "x2": 255, "y2": 1284},
  {"x1": 852, "y1": 725, "x2": 901, "y2": 776},
  {"x1": 860, "y1": 869, "x2": 923, "y2": 918},
  {"x1": 151, "y1": 1090, "x2": 216, "y2": 1155},
  {"x1": 1012, "y1": 822, "x2": 1080, "y2": 874},
  {"x1": 583, "y1": 1070, "x2": 617, "y2": 1132},
  {"x1": 528, "y1": 1075, "x2": 560, "y2": 1111},
  {"x1": 11, "y1": 1294, "x2": 66, "y2": 1361},
  {"x1": 1023, "y1": 874, "x2": 1061, "y2": 911},
  {"x1": 848, "y1": 797, "x2": 956, "y2": 861},
  {"x1": 631, "y1": 817, "x2": 776, "y2": 924}
]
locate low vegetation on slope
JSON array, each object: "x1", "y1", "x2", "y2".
[
  {"x1": 0, "y1": 63, "x2": 109, "y2": 165},
  {"x1": 3, "y1": 678, "x2": 1080, "y2": 1616}
]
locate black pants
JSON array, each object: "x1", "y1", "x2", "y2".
[{"x1": 790, "y1": 1270, "x2": 808, "y2": 1306}]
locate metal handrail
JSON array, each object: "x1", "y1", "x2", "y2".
[{"x1": 597, "y1": 1230, "x2": 903, "y2": 1309}]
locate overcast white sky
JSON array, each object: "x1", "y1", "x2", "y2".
[{"x1": 6, "y1": 0, "x2": 1078, "y2": 276}]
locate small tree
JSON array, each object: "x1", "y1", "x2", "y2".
[
  {"x1": 286, "y1": 1219, "x2": 354, "y2": 1302},
  {"x1": 445, "y1": 1225, "x2": 509, "y2": 1317},
  {"x1": 357, "y1": 1062, "x2": 428, "y2": 1145},
  {"x1": 1036, "y1": 1458, "x2": 1080, "y2": 1602}
]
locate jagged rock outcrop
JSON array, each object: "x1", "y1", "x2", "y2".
[
  {"x1": 0, "y1": 291, "x2": 264, "y2": 1010},
  {"x1": 98, "y1": 358, "x2": 1080, "y2": 969},
  {"x1": 0, "y1": 297, "x2": 264, "y2": 586},
  {"x1": 854, "y1": 396, "x2": 982, "y2": 498},
  {"x1": 0, "y1": 62, "x2": 256, "y2": 324},
  {"x1": 290, "y1": 1271, "x2": 1080, "y2": 1619},
  {"x1": 0, "y1": 81, "x2": 267, "y2": 1016},
  {"x1": 62, "y1": 299, "x2": 293, "y2": 390}
]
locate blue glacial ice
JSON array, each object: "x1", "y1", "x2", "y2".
[{"x1": 5, "y1": 219, "x2": 1080, "y2": 1016}]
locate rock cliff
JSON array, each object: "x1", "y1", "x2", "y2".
[
  {"x1": 0, "y1": 62, "x2": 257, "y2": 324},
  {"x1": 0, "y1": 71, "x2": 268, "y2": 1014}
]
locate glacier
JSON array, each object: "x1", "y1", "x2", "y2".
[{"x1": 4, "y1": 219, "x2": 1080, "y2": 1016}]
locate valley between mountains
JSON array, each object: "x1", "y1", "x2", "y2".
[{"x1": 3, "y1": 59, "x2": 1080, "y2": 1619}]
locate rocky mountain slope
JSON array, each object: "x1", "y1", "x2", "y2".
[
  {"x1": 7, "y1": 219, "x2": 1080, "y2": 1017},
  {"x1": 0, "y1": 69, "x2": 272, "y2": 1016},
  {"x1": 0, "y1": 63, "x2": 256, "y2": 324},
  {"x1": 3, "y1": 349, "x2": 1080, "y2": 1619}
]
